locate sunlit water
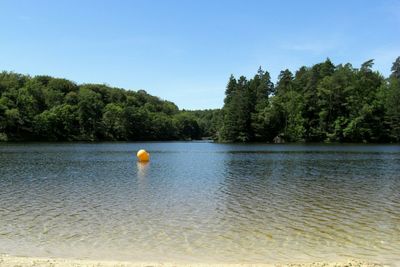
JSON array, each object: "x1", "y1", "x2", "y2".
[{"x1": 0, "y1": 142, "x2": 399, "y2": 264}]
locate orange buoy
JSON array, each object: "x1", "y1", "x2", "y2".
[{"x1": 137, "y1": 149, "x2": 150, "y2": 162}]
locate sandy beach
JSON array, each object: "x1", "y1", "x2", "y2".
[{"x1": 0, "y1": 255, "x2": 387, "y2": 267}]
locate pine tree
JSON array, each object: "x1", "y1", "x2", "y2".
[{"x1": 391, "y1": 57, "x2": 400, "y2": 80}]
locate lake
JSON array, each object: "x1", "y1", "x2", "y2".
[{"x1": 0, "y1": 142, "x2": 399, "y2": 264}]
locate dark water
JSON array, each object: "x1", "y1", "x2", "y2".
[{"x1": 0, "y1": 142, "x2": 399, "y2": 264}]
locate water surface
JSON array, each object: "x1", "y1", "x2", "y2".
[{"x1": 0, "y1": 142, "x2": 399, "y2": 264}]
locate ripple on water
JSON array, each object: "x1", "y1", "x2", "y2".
[{"x1": 0, "y1": 143, "x2": 399, "y2": 263}]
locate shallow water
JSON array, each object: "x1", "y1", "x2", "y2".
[{"x1": 0, "y1": 142, "x2": 399, "y2": 264}]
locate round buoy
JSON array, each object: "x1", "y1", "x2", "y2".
[{"x1": 137, "y1": 149, "x2": 150, "y2": 162}]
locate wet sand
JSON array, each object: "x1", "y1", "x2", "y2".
[{"x1": 0, "y1": 255, "x2": 387, "y2": 267}]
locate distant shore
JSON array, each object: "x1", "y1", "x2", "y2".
[{"x1": 0, "y1": 255, "x2": 388, "y2": 267}]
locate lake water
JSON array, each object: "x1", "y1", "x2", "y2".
[{"x1": 0, "y1": 142, "x2": 399, "y2": 264}]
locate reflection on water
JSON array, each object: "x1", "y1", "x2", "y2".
[
  {"x1": 0, "y1": 143, "x2": 399, "y2": 264},
  {"x1": 137, "y1": 161, "x2": 150, "y2": 178}
]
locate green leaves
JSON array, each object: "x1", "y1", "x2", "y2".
[
  {"x1": 219, "y1": 57, "x2": 399, "y2": 143},
  {"x1": 0, "y1": 71, "x2": 218, "y2": 141},
  {"x1": 1, "y1": 55, "x2": 400, "y2": 143}
]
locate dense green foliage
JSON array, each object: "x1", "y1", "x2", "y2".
[
  {"x1": 1, "y1": 57, "x2": 399, "y2": 143},
  {"x1": 219, "y1": 57, "x2": 400, "y2": 143},
  {"x1": 0, "y1": 73, "x2": 217, "y2": 141}
]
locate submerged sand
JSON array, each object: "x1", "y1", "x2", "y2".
[{"x1": 0, "y1": 255, "x2": 387, "y2": 267}]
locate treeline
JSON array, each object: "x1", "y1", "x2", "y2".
[
  {"x1": 219, "y1": 57, "x2": 400, "y2": 143},
  {"x1": 1, "y1": 57, "x2": 399, "y2": 143},
  {"x1": 0, "y1": 73, "x2": 219, "y2": 141}
]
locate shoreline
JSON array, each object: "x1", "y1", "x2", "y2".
[{"x1": 0, "y1": 255, "x2": 388, "y2": 267}]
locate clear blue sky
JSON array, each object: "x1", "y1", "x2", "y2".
[{"x1": 1, "y1": 0, "x2": 399, "y2": 109}]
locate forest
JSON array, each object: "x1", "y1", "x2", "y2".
[
  {"x1": 0, "y1": 57, "x2": 399, "y2": 143},
  {"x1": 0, "y1": 73, "x2": 218, "y2": 141},
  {"x1": 219, "y1": 57, "x2": 400, "y2": 143}
]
